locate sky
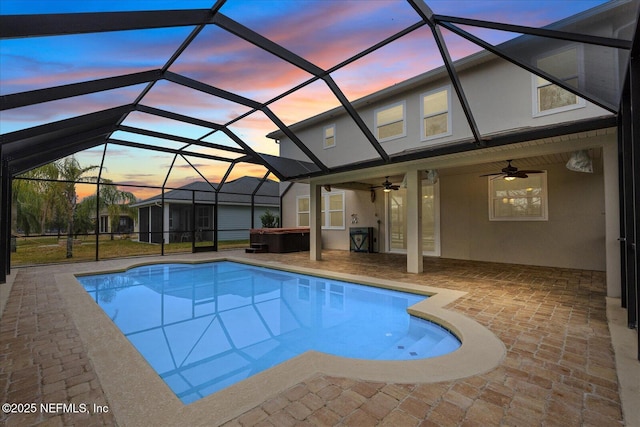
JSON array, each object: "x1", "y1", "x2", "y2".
[{"x1": 0, "y1": 0, "x2": 612, "y2": 200}]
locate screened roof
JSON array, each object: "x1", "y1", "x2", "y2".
[{"x1": 1, "y1": 0, "x2": 638, "y2": 198}]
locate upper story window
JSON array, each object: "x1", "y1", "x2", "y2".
[
  {"x1": 489, "y1": 172, "x2": 548, "y2": 221},
  {"x1": 323, "y1": 124, "x2": 336, "y2": 149},
  {"x1": 296, "y1": 191, "x2": 345, "y2": 229},
  {"x1": 533, "y1": 47, "x2": 585, "y2": 116},
  {"x1": 374, "y1": 101, "x2": 405, "y2": 142},
  {"x1": 421, "y1": 86, "x2": 451, "y2": 141}
]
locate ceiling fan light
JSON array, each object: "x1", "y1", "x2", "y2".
[
  {"x1": 504, "y1": 176, "x2": 516, "y2": 181},
  {"x1": 383, "y1": 187, "x2": 392, "y2": 193}
]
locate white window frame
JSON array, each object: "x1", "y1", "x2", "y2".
[
  {"x1": 296, "y1": 195, "x2": 310, "y2": 227},
  {"x1": 323, "y1": 191, "x2": 346, "y2": 230},
  {"x1": 323, "y1": 124, "x2": 336, "y2": 149},
  {"x1": 488, "y1": 172, "x2": 548, "y2": 221},
  {"x1": 532, "y1": 46, "x2": 585, "y2": 117},
  {"x1": 374, "y1": 100, "x2": 406, "y2": 142},
  {"x1": 420, "y1": 86, "x2": 452, "y2": 142},
  {"x1": 384, "y1": 180, "x2": 440, "y2": 256},
  {"x1": 296, "y1": 191, "x2": 346, "y2": 230}
]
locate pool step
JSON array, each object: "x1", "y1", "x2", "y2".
[{"x1": 245, "y1": 243, "x2": 269, "y2": 253}]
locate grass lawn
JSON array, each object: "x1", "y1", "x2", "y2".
[{"x1": 11, "y1": 235, "x2": 249, "y2": 266}]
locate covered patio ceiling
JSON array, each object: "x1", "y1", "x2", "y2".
[{"x1": 1, "y1": 0, "x2": 638, "y2": 193}]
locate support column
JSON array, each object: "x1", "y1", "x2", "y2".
[
  {"x1": 406, "y1": 169, "x2": 423, "y2": 273},
  {"x1": 603, "y1": 140, "x2": 621, "y2": 297},
  {"x1": 309, "y1": 182, "x2": 322, "y2": 261}
]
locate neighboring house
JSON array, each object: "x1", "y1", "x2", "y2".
[
  {"x1": 269, "y1": 2, "x2": 631, "y2": 298},
  {"x1": 97, "y1": 212, "x2": 135, "y2": 236},
  {"x1": 133, "y1": 177, "x2": 280, "y2": 244}
]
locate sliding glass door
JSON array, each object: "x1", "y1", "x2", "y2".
[{"x1": 387, "y1": 181, "x2": 439, "y2": 256}]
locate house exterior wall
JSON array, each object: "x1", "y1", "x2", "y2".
[
  {"x1": 281, "y1": 182, "x2": 384, "y2": 252},
  {"x1": 137, "y1": 203, "x2": 280, "y2": 243},
  {"x1": 279, "y1": 56, "x2": 611, "y2": 167},
  {"x1": 439, "y1": 160, "x2": 606, "y2": 270},
  {"x1": 282, "y1": 151, "x2": 607, "y2": 271},
  {"x1": 219, "y1": 205, "x2": 280, "y2": 241}
]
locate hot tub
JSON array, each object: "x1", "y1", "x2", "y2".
[{"x1": 249, "y1": 228, "x2": 310, "y2": 253}]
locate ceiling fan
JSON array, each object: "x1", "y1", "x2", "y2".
[
  {"x1": 480, "y1": 160, "x2": 543, "y2": 181},
  {"x1": 371, "y1": 177, "x2": 400, "y2": 192}
]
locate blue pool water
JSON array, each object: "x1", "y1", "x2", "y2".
[{"x1": 78, "y1": 261, "x2": 460, "y2": 404}]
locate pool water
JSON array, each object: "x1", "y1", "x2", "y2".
[{"x1": 78, "y1": 261, "x2": 460, "y2": 404}]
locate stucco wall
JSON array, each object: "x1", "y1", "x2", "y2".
[{"x1": 440, "y1": 161, "x2": 606, "y2": 270}]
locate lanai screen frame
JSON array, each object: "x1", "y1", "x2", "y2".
[{"x1": 0, "y1": 1, "x2": 639, "y2": 357}]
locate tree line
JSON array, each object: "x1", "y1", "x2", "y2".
[{"x1": 12, "y1": 157, "x2": 137, "y2": 258}]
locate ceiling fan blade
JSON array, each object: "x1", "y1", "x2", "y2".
[
  {"x1": 479, "y1": 172, "x2": 505, "y2": 177},
  {"x1": 514, "y1": 171, "x2": 529, "y2": 178},
  {"x1": 517, "y1": 169, "x2": 543, "y2": 174},
  {"x1": 390, "y1": 185, "x2": 400, "y2": 190}
]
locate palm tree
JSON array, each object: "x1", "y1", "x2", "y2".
[
  {"x1": 55, "y1": 157, "x2": 99, "y2": 258},
  {"x1": 101, "y1": 181, "x2": 137, "y2": 239},
  {"x1": 81, "y1": 180, "x2": 138, "y2": 239}
]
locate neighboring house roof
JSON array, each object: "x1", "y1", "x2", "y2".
[{"x1": 133, "y1": 176, "x2": 280, "y2": 207}]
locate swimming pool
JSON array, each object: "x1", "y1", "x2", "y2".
[{"x1": 78, "y1": 261, "x2": 460, "y2": 404}]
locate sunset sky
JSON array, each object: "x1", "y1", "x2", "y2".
[{"x1": 0, "y1": 0, "x2": 609, "y2": 199}]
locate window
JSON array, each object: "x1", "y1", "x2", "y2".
[
  {"x1": 196, "y1": 206, "x2": 211, "y2": 229},
  {"x1": 489, "y1": 173, "x2": 548, "y2": 221},
  {"x1": 323, "y1": 124, "x2": 335, "y2": 149},
  {"x1": 100, "y1": 216, "x2": 108, "y2": 233},
  {"x1": 374, "y1": 101, "x2": 405, "y2": 141},
  {"x1": 297, "y1": 196, "x2": 309, "y2": 227},
  {"x1": 421, "y1": 87, "x2": 451, "y2": 140},
  {"x1": 296, "y1": 191, "x2": 345, "y2": 229},
  {"x1": 387, "y1": 181, "x2": 439, "y2": 255},
  {"x1": 533, "y1": 47, "x2": 584, "y2": 115}
]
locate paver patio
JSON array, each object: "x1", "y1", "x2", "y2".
[{"x1": 0, "y1": 250, "x2": 626, "y2": 426}]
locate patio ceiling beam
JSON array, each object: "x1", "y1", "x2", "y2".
[
  {"x1": 216, "y1": 161, "x2": 237, "y2": 193},
  {"x1": 433, "y1": 15, "x2": 633, "y2": 50},
  {"x1": 1, "y1": 70, "x2": 162, "y2": 111},
  {"x1": 439, "y1": 21, "x2": 618, "y2": 114},
  {"x1": 1, "y1": 104, "x2": 133, "y2": 145},
  {"x1": 261, "y1": 108, "x2": 329, "y2": 173},
  {"x1": 107, "y1": 138, "x2": 247, "y2": 164},
  {"x1": 323, "y1": 76, "x2": 390, "y2": 161},
  {"x1": 9, "y1": 133, "x2": 111, "y2": 176},
  {"x1": 218, "y1": 127, "x2": 288, "y2": 181},
  {"x1": 213, "y1": 13, "x2": 325, "y2": 77},
  {"x1": 138, "y1": 104, "x2": 286, "y2": 179},
  {"x1": 408, "y1": 0, "x2": 484, "y2": 146},
  {"x1": 135, "y1": 105, "x2": 284, "y2": 179},
  {"x1": 163, "y1": 71, "x2": 263, "y2": 110},
  {"x1": 117, "y1": 125, "x2": 246, "y2": 155},
  {"x1": 135, "y1": 105, "x2": 225, "y2": 130},
  {"x1": 137, "y1": 104, "x2": 287, "y2": 179},
  {"x1": 0, "y1": 10, "x2": 215, "y2": 39},
  {"x1": 179, "y1": 154, "x2": 220, "y2": 192}
]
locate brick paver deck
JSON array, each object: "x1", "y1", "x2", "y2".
[{"x1": 0, "y1": 250, "x2": 623, "y2": 426}]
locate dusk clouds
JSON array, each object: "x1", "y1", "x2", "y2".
[{"x1": 1, "y1": 0, "x2": 610, "y2": 198}]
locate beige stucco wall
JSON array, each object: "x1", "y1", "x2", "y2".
[
  {"x1": 440, "y1": 161, "x2": 606, "y2": 270},
  {"x1": 282, "y1": 153, "x2": 607, "y2": 272}
]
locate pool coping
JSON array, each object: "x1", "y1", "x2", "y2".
[{"x1": 55, "y1": 256, "x2": 506, "y2": 427}]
